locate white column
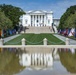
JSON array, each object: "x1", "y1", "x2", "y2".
[
  {"x1": 44, "y1": 54, "x2": 47, "y2": 66},
  {"x1": 32, "y1": 15, "x2": 34, "y2": 26},
  {"x1": 38, "y1": 15, "x2": 39, "y2": 26},
  {"x1": 41, "y1": 15, "x2": 42, "y2": 26},
  {"x1": 35, "y1": 53, "x2": 37, "y2": 66},
  {"x1": 35, "y1": 15, "x2": 37, "y2": 27},
  {"x1": 40, "y1": 15, "x2": 41, "y2": 26},
  {"x1": 40, "y1": 53, "x2": 43, "y2": 65},
  {"x1": 31, "y1": 15, "x2": 32, "y2": 26},
  {"x1": 42, "y1": 54, "x2": 44, "y2": 65},
  {"x1": 42, "y1": 15, "x2": 43, "y2": 26},
  {"x1": 33, "y1": 15, "x2": 35, "y2": 26},
  {"x1": 44, "y1": 15, "x2": 46, "y2": 26},
  {"x1": 46, "y1": 15, "x2": 48, "y2": 26},
  {"x1": 34, "y1": 15, "x2": 35, "y2": 26}
]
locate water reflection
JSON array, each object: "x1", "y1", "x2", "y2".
[
  {"x1": 0, "y1": 48, "x2": 24, "y2": 75},
  {"x1": 59, "y1": 48, "x2": 76, "y2": 73},
  {"x1": 19, "y1": 53, "x2": 53, "y2": 70},
  {"x1": 0, "y1": 48, "x2": 76, "y2": 75}
]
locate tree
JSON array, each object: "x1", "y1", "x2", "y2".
[
  {"x1": 64, "y1": 13, "x2": 76, "y2": 38},
  {"x1": 0, "y1": 4, "x2": 25, "y2": 27},
  {"x1": 64, "y1": 13, "x2": 76, "y2": 28},
  {"x1": 0, "y1": 11, "x2": 12, "y2": 29},
  {"x1": 58, "y1": 5, "x2": 76, "y2": 29},
  {"x1": 0, "y1": 11, "x2": 12, "y2": 37}
]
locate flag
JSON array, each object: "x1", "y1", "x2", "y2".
[{"x1": 68, "y1": 28, "x2": 75, "y2": 36}]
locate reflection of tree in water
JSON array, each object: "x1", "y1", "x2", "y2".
[
  {"x1": 0, "y1": 49, "x2": 24, "y2": 75},
  {"x1": 59, "y1": 49, "x2": 76, "y2": 73}
]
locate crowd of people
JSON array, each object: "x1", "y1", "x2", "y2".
[{"x1": 0, "y1": 25, "x2": 23, "y2": 38}]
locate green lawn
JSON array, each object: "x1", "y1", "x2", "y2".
[{"x1": 5, "y1": 33, "x2": 65, "y2": 45}]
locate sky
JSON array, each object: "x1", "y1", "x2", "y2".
[{"x1": 0, "y1": 0, "x2": 76, "y2": 18}]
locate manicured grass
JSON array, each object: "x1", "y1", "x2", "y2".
[{"x1": 5, "y1": 33, "x2": 65, "y2": 45}]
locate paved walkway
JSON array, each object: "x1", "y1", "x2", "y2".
[
  {"x1": 54, "y1": 34, "x2": 76, "y2": 45},
  {"x1": 4, "y1": 34, "x2": 20, "y2": 43}
]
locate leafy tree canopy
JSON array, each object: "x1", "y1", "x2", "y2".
[
  {"x1": 64, "y1": 13, "x2": 76, "y2": 29},
  {"x1": 0, "y1": 4, "x2": 25, "y2": 27},
  {"x1": 58, "y1": 5, "x2": 76, "y2": 29},
  {"x1": 0, "y1": 11, "x2": 12, "y2": 29}
]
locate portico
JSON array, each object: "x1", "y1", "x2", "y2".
[{"x1": 30, "y1": 15, "x2": 45, "y2": 27}]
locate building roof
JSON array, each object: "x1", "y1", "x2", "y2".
[{"x1": 26, "y1": 10, "x2": 53, "y2": 14}]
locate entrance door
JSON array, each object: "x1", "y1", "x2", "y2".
[{"x1": 36, "y1": 20, "x2": 41, "y2": 27}]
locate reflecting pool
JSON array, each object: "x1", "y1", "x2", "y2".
[{"x1": 0, "y1": 48, "x2": 76, "y2": 75}]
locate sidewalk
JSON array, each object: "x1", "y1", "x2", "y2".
[
  {"x1": 3, "y1": 34, "x2": 20, "y2": 43},
  {"x1": 53, "y1": 34, "x2": 76, "y2": 45}
]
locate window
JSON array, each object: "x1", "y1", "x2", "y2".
[
  {"x1": 25, "y1": 20, "x2": 28, "y2": 24},
  {"x1": 48, "y1": 19, "x2": 50, "y2": 24}
]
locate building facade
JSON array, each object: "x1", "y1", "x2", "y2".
[
  {"x1": 53, "y1": 19, "x2": 60, "y2": 27},
  {"x1": 20, "y1": 10, "x2": 53, "y2": 27}
]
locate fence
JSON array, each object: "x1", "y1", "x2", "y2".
[{"x1": 0, "y1": 38, "x2": 76, "y2": 49}]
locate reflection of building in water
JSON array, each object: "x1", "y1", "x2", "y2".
[
  {"x1": 53, "y1": 48, "x2": 60, "y2": 60},
  {"x1": 19, "y1": 53, "x2": 53, "y2": 69}
]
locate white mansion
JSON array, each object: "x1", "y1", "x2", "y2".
[
  {"x1": 20, "y1": 10, "x2": 54, "y2": 27},
  {"x1": 19, "y1": 10, "x2": 59, "y2": 33}
]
